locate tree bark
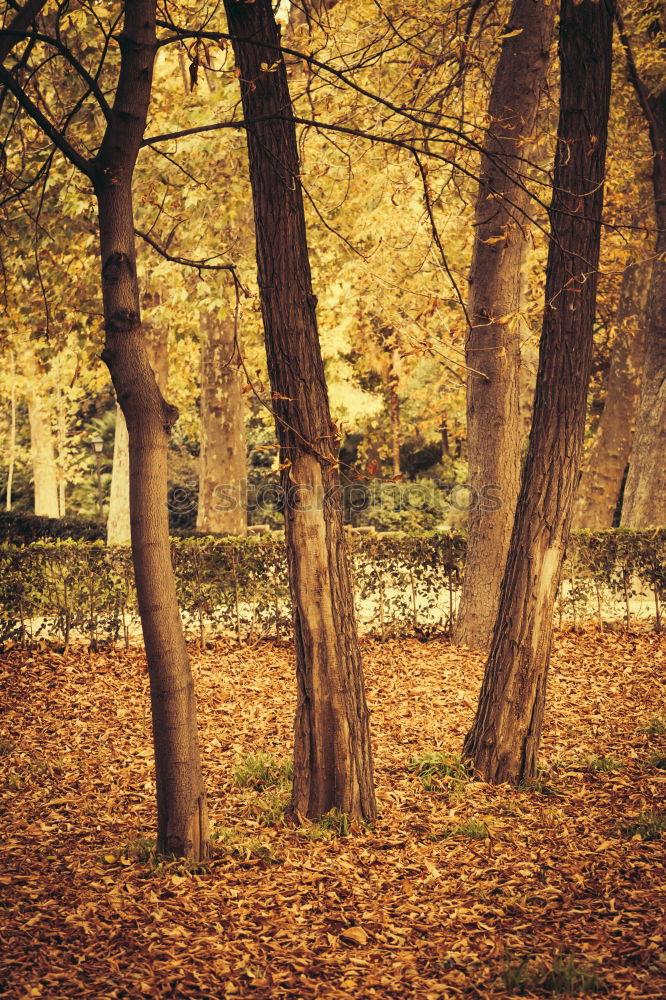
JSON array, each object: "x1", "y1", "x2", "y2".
[
  {"x1": 224, "y1": 0, "x2": 375, "y2": 821},
  {"x1": 94, "y1": 1, "x2": 208, "y2": 858},
  {"x1": 196, "y1": 310, "x2": 247, "y2": 535},
  {"x1": 574, "y1": 262, "x2": 649, "y2": 529},
  {"x1": 621, "y1": 89, "x2": 666, "y2": 528},
  {"x1": 463, "y1": 0, "x2": 614, "y2": 784},
  {"x1": 107, "y1": 297, "x2": 168, "y2": 545},
  {"x1": 23, "y1": 352, "x2": 60, "y2": 518},
  {"x1": 454, "y1": 0, "x2": 557, "y2": 650}
]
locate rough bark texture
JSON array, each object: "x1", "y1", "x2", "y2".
[
  {"x1": 454, "y1": 0, "x2": 557, "y2": 650},
  {"x1": 622, "y1": 88, "x2": 666, "y2": 528},
  {"x1": 574, "y1": 262, "x2": 649, "y2": 529},
  {"x1": 463, "y1": 0, "x2": 614, "y2": 784},
  {"x1": 94, "y1": 1, "x2": 208, "y2": 858},
  {"x1": 225, "y1": 0, "x2": 375, "y2": 821},
  {"x1": 107, "y1": 305, "x2": 168, "y2": 545},
  {"x1": 24, "y1": 353, "x2": 60, "y2": 518},
  {"x1": 196, "y1": 311, "x2": 247, "y2": 535}
]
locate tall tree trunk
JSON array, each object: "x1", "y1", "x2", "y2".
[
  {"x1": 463, "y1": 0, "x2": 614, "y2": 784},
  {"x1": 387, "y1": 347, "x2": 401, "y2": 478},
  {"x1": 23, "y1": 353, "x2": 60, "y2": 518},
  {"x1": 196, "y1": 310, "x2": 247, "y2": 535},
  {"x1": 574, "y1": 262, "x2": 649, "y2": 529},
  {"x1": 94, "y1": 1, "x2": 208, "y2": 859},
  {"x1": 225, "y1": 0, "x2": 375, "y2": 821},
  {"x1": 107, "y1": 299, "x2": 168, "y2": 545},
  {"x1": 621, "y1": 87, "x2": 666, "y2": 527},
  {"x1": 454, "y1": 0, "x2": 557, "y2": 650}
]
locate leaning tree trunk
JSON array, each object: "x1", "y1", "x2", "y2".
[
  {"x1": 196, "y1": 309, "x2": 247, "y2": 535},
  {"x1": 621, "y1": 88, "x2": 666, "y2": 528},
  {"x1": 574, "y1": 261, "x2": 649, "y2": 529},
  {"x1": 107, "y1": 298, "x2": 168, "y2": 545},
  {"x1": 94, "y1": 1, "x2": 208, "y2": 858},
  {"x1": 454, "y1": 0, "x2": 557, "y2": 650},
  {"x1": 225, "y1": 0, "x2": 375, "y2": 821},
  {"x1": 463, "y1": 0, "x2": 614, "y2": 784}
]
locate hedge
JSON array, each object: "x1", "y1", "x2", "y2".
[{"x1": 0, "y1": 528, "x2": 663, "y2": 647}]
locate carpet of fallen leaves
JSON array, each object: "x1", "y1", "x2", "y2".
[{"x1": 1, "y1": 628, "x2": 665, "y2": 1000}]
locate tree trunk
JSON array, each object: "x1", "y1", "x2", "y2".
[
  {"x1": 225, "y1": 0, "x2": 375, "y2": 821},
  {"x1": 621, "y1": 89, "x2": 666, "y2": 528},
  {"x1": 463, "y1": 0, "x2": 614, "y2": 784},
  {"x1": 107, "y1": 298, "x2": 168, "y2": 545},
  {"x1": 5, "y1": 351, "x2": 16, "y2": 511},
  {"x1": 454, "y1": 0, "x2": 557, "y2": 650},
  {"x1": 94, "y1": 1, "x2": 208, "y2": 859},
  {"x1": 196, "y1": 310, "x2": 247, "y2": 535},
  {"x1": 387, "y1": 347, "x2": 401, "y2": 478},
  {"x1": 574, "y1": 262, "x2": 649, "y2": 529},
  {"x1": 24, "y1": 353, "x2": 60, "y2": 518}
]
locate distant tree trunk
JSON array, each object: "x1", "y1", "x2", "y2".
[
  {"x1": 387, "y1": 347, "x2": 401, "y2": 478},
  {"x1": 620, "y1": 78, "x2": 666, "y2": 527},
  {"x1": 225, "y1": 0, "x2": 375, "y2": 821},
  {"x1": 5, "y1": 351, "x2": 16, "y2": 511},
  {"x1": 574, "y1": 262, "x2": 649, "y2": 529},
  {"x1": 107, "y1": 300, "x2": 168, "y2": 545},
  {"x1": 24, "y1": 355, "x2": 60, "y2": 518},
  {"x1": 463, "y1": 0, "x2": 614, "y2": 784},
  {"x1": 454, "y1": 0, "x2": 557, "y2": 650},
  {"x1": 95, "y1": 1, "x2": 208, "y2": 859},
  {"x1": 196, "y1": 310, "x2": 247, "y2": 535}
]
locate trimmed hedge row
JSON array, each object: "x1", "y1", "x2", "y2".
[{"x1": 0, "y1": 528, "x2": 663, "y2": 647}]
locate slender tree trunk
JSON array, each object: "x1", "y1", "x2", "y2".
[
  {"x1": 94, "y1": 1, "x2": 208, "y2": 859},
  {"x1": 387, "y1": 347, "x2": 401, "y2": 478},
  {"x1": 196, "y1": 310, "x2": 247, "y2": 535},
  {"x1": 107, "y1": 298, "x2": 168, "y2": 545},
  {"x1": 23, "y1": 353, "x2": 59, "y2": 518},
  {"x1": 5, "y1": 351, "x2": 16, "y2": 511},
  {"x1": 107, "y1": 405, "x2": 131, "y2": 544},
  {"x1": 574, "y1": 262, "x2": 649, "y2": 528},
  {"x1": 225, "y1": 0, "x2": 375, "y2": 821},
  {"x1": 463, "y1": 0, "x2": 614, "y2": 784},
  {"x1": 621, "y1": 90, "x2": 666, "y2": 527},
  {"x1": 454, "y1": 0, "x2": 557, "y2": 650}
]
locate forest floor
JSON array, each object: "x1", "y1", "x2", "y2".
[{"x1": 1, "y1": 628, "x2": 665, "y2": 1000}]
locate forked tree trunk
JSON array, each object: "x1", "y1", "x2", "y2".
[
  {"x1": 196, "y1": 310, "x2": 247, "y2": 535},
  {"x1": 574, "y1": 262, "x2": 649, "y2": 529},
  {"x1": 463, "y1": 0, "x2": 614, "y2": 784},
  {"x1": 94, "y1": 1, "x2": 208, "y2": 858},
  {"x1": 621, "y1": 88, "x2": 666, "y2": 528},
  {"x1": 107, "y1": 302, "x2": 168, "y2": 545},
  {"x1": 454, "y1": 0, "x2": 557, "y2": 650},
  {"x1": 225, "y1": 0, "x2": 375, "y2": 821}
]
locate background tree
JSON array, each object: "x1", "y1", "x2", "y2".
[{"x1": 454, "y1": 0, "x2": 557, "y2": 650}]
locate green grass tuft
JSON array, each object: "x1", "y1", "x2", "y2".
[
  {"x1": 445, "y1": 817, "x2": 488, "y2": 840},
  {"x1": 233, "y1": 752, "x2": 293, "y2": 791},
  {"x1": 643, "y1": 714, "x2": 666, "y2": 736},
  {"x1": 502, "y1": 954, "x2": 604, "y2": 995},
  {"x1": 409, "y1": 751, "x2": 469, "y2": 791},
  {"x1": 620, "y1": 811, "x2": 666, "y2": 841}
]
